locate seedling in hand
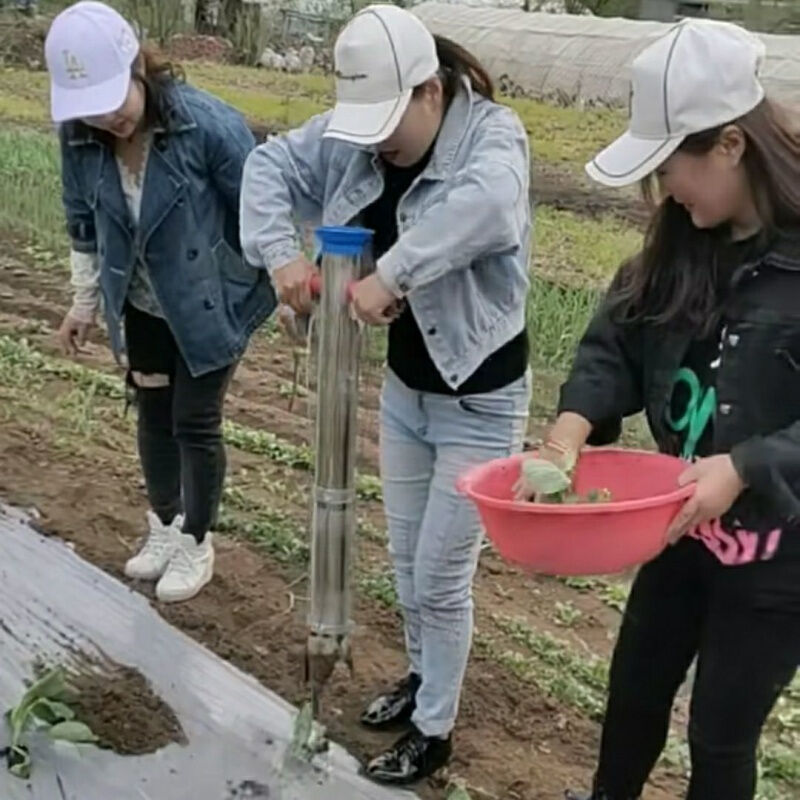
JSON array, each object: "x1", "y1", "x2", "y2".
[{"x1": 514, "y1": 456, "x2": 611, "y2": 505}]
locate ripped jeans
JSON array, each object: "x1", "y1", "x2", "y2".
[{"x1": 124, "y1": 303, "x2": 235, "y2": 542}]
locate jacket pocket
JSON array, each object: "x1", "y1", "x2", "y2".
[
  {"x1": 212, "y1": 238, "x2": 258, "y2": 286},
  {"x1": 766, "y1": 322, "x2": 800, "y2": 376},
  {"x1": 776, "y1": 344, "x2": 800, "y2": 372}
]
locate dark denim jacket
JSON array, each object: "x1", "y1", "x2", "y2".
[
  {"x1": 560, "y1": 229, "x2": 800, "y2": 559},
  {"x1": 60, "y1": 82, "x2": 275, "y2": 376}
]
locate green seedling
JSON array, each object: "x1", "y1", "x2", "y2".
[
  {"x1": 288, "y1": 702, "x2": 328, "y2": 762},
  {"x1": 447, "y1": 786, "x2": 473, "y2": 800},
  {"x1": 518, "y1": 458, "x2": 612, "y2": 505},
  {"x1": 520, "y1": 458, "x2": 572, "y2": 497},
  {"x1": 3, "y1": 667, "x2": 97, "y2": 779}
]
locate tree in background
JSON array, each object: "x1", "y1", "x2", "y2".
[{"x1": 524, "y1": 0, "x2": 638, "y2": 16}]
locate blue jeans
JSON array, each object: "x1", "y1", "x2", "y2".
[{"x1": 379, "y1": 369, "x2": 531, "y2": 737}]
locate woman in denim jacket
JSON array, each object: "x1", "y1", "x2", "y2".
[
  {"x1": 45, "y1": 2, "x2": 272, "y2": 604},
  {"x1": 241, "y1": 4, "x2": 531, "y2": 785}
]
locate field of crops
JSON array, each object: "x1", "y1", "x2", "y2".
[{"x1": 0, "y1": 38, "x2": 798, "y2": 800}]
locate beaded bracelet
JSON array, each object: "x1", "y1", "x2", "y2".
[{"x1": 543, "y1": 437, "x2": 573, "y2": 456}]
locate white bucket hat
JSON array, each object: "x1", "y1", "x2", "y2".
[
  {"x1": 323, "y1": 4, "x2": 439, "y2": 146},
  {"x1": 45, "y1": 1, "x2": 140, "y2": 124},
  {"x1": 586, "y1": 19, "x2": 766, "y2": 188}
]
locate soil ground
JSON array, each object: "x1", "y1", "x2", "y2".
[
  {"x1": 69, "y1": 658, "x2": 187, "y2": 755},
  {"x1": 534, "y1": 163, "x2": 647, "y2": 229},
  {"x1": 0, "y1": 235, "x2": 685, "y2": 799}
]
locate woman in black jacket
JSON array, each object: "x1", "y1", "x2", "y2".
[{"x1": 526, "y1": 20, "x2": 800, "y2": 800}]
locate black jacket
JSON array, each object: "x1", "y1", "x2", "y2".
[{"x1": 559, "y1": 229, "x2": 800, "y2": 537}]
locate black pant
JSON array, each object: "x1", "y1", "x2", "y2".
[
  {"x1": 125, "y1": 304, "x2": 234, "y2": 543},
  {"x1": 595, "y1": 537, "x2": 800, "y2": 800}
]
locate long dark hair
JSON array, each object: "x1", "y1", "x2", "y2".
[
  {"x1": 609, "y1": 98, "x2": 800, "y2": 333},
  {"x1": 413, "y1": 35, "x2": 494, "y2": 102},
  {"x1": 134, "y1": 44, "x2": 185, "y2": 129},
  {"x1": 65, "y1": 44, "x2": 184, "y2": 142}
]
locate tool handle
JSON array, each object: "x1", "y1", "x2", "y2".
[{"x1": 308, "y1": 274, "x2": 356, "y2": 302}]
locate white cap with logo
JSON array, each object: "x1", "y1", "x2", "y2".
[
  {"x1": 324, "y1": 4, "x2": 439, "y2": 145},
  {"x1": 586, "y1": 19, "x2": 766, "y2": 188},
  {"x1": 45, "y1": 1, "x2": 139, "y2": 124}
]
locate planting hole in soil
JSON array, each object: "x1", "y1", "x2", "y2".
[{"x1": 64, "y1": 655, "x2": 186, "y2": 755}]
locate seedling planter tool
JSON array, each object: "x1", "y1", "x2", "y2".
[{"x1": 304, "y1": 227, "x2": 373, "y2": 723}]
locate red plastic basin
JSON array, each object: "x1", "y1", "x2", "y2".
[{"x1": 457, "y1": 448, "x2": 695, "y2": 576}]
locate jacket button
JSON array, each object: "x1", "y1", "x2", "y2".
[
  {"x1": 204, "y1": 298, "x2": 214, "y2": 310},
  {"x1": 728, "y1": 333, "x2": 740, "y2": 347},
  {"x1": 187, "y1": 248, "x2": 198, "y2": 260},
  {"x1": 399, "y1": 212, "x2": 407, "y2": 223},
  {"x1": 427, "y1": 326, "x2": 437, "y2": 336},
  {"x1": 450, "y1": 374, "x2": 458, "y2": 384},
  {"x1": 719, "y1": 403, "x2": 732, "y2": 416},
  {"x1": 398, "y1": 281, "x2": 409, "y2": 293}
]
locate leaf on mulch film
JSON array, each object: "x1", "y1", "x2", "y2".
[
  {"x1": 31, "y1": 698, "x2": 75, "y2": 725},
  {"x1": 48, "y1": 721, "x2": 99, "y2": 743}
]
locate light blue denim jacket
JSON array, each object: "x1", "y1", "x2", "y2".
[
  {"x1": 240, "y1": 78, "x2": 531, "y2": 389},
  {"x1": 60, "y1": 82, "x2": 275, "y2": 377}
]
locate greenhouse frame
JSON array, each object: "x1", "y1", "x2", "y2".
[{"x1": 412, "y1": 2, "x2": 800, "y2": 107}]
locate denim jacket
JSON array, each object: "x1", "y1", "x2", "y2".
[
  {"x1": 60, "y1": 82, "x2": 275, "y2": 377},
  {"x1": 240, "y1": 78, "x2": 531, "y2": 390}
]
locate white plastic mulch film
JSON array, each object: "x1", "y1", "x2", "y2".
[
  {"x1": 412, "y1": 2, "x2": 800, "y2": 107},
  {"x1": 0, "y1": 505, "x2": 418, "y2": 800}
]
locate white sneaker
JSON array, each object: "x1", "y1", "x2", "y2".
[
  {"x1": 156, "y1": 530, "x2": 214, "y2": 603},
  {"x1": 124, "y1": 511, "x2": 183, "y2": 581}
]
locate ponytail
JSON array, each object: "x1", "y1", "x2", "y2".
[{"x1": 432, "y1": 35, "x2": 494, "y2": 101}]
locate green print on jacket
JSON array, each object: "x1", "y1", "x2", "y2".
[{"x1": 665, "y1": 367, "x2": 717, "y2": 461}]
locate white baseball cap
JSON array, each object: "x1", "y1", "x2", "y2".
[
  {"x1": 586, "y1": 19, "x2": 766, "y2": 188},
  {"x1": 45, "y1": 1, "x2": 140, "y2": 124},
  {"x1": 324, "y1": 4, "x2": 439, "y2": 145}
]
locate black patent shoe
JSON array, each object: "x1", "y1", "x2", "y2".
[
  {"x1": 361, "y1": 672, "x2": 421, "y2": 729},
  {"x1": 366, "y1": 727, "x2": 452, "y2": 785}
]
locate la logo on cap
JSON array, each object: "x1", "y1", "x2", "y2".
[{"x1": 62, "y1": 49, "x2": 87, "y2": 80}]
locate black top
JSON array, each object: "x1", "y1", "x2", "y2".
[
  {"x1": 559, "y1": 228, "x2": 800, "y2": 562},
  {"x1": 668, "y1": 235, "x2": 761, "y2": 459},
  {"x1": 362, "y1": 152, "x2": 529, "y2": 396}
]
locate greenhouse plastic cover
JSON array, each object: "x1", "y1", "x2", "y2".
[
  {"x1": 0, "y1": 504, "x2": 418, "y2": 800},
  {"x1": 413, "y1": 3, "x2": 800, "y2": 107}
]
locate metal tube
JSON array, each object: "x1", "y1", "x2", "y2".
[
  {"x1": 305, "y1": 227, "x2": 373, "y2": 709},
  {"x1": 308, "y1": 251, "x2": 363, "y2": 636}
]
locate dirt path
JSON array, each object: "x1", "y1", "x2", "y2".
[
  {"x1": 0, "y1": 239, "x2": 684, "y2": 799},
  {"x1": 534, "y1": 163, "x2": 647, "y2": 229}
]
